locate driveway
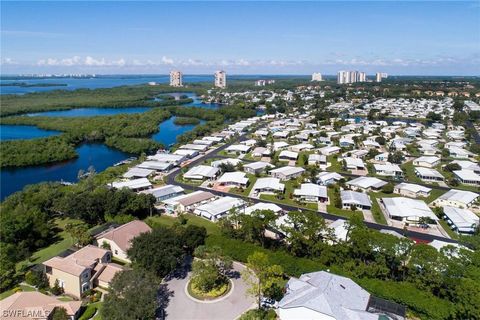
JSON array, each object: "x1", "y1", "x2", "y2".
[{"x1": 164, "y1": 261, "x2": 255, "y2": 320}]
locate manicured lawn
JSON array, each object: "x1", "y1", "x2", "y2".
[
  {"x1": 174, "y1": 174, "x2": 203, "y2": 186},
  {"x1": 16, "y1": 217, "x2": 81, "y2": 270},
  {"x1": 258, "y1": 179, "x2": 316, "y2": 210},
  {"x1": 401, "y1": 161, "x2": 422, "y2": 183},
  {"x1": 368, "y1": 192, "x2": 397, "y2": 225},
  {"x1": 0, "y1": 284, "x2": 36, "y2": 300},
  {"x1": 326, "y1": 156, "x2": 346, "y2": 173},
  {"x1": 145, "y1": 214, "x2": 220, "y2": 235},
  {"x1": 326, "y1": 188, "x2": 361, "y2": 218},
  {"x1": 230, "y1": 174, "x2": 258, "y2": 196},
  {"x1": 422, "y1": 188, "x2": 447, "y2": 204}
]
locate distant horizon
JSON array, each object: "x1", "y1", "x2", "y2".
[
  {"x1": 2, "y1": 1, "x2": 479, "y2": 76},
  {"x1": 2, "y1": 73, "x2": 479, "y2": 78}
]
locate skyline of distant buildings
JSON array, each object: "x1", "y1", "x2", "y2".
[{"x1": 168, "y1": 69, "x2": 388, "y2": 87}]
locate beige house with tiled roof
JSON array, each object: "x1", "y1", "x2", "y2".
[
  {"x1": 95, "y1": 220, "x2": 151, "y2": 262},
  {"x1": 43, "y1": 245, "x2": 122, "y2": 299},
  {"x1": 0, "y1": 291, "x2": 81, "y2": 320}
]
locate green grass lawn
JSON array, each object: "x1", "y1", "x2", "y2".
[
  {"x1": 145, "y1": 214, "x2": 220, "y2": 235},
  {"x1": 368, "y1": 192, "x2": 398, "y2": 225},
  {"x1": 16, "y1": 217, "x2": 81, "y2": 271},
  {"x1": 230, "y1": 174, "x2": 258, "y2": 196},
  {"x1": 401, "y1": 161, "x2": 422, "y2": 183},
  {"x1": 422, "y1": 188, "x2": 447, "y2": 204},
  {"x1": 0, "y1": 284, "x2": 36, "y2": 300},
  {"x1": 326, "y1": 188, "x2": 361, "y2": 218}
]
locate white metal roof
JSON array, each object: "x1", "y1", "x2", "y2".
[
  {"x1": 123, "y1": 167, "x2": 154, "y2": 178},
  {"x1": 184, "y1": 165, "x2": 219, "y2": 179},
  {"x1": 243, "y1": 202, "x2": 283, "y2": 215},
  {"x1": 414, "y1": 167, "x2": 444, "y2": 179},
  {"x1": 347, "y1": 177, "x2": 387, "y2": 189},
  {"x1": 438, "y1": 189, "x2": 479, "y2": 205},
  {"x1": 383, "y1": 197, "x2": 438, "y2": 220},
  {"x1": 340, "y1": 191, "x2": 371, "y2": 207},
  {"x1": 110, "y1": 178, "x2": 152, "y2": 190},
  {"x1": 194, "y1": 196, "x2": 245, "y2": 218},
  {"x1": 252, "y1": 177, "x2": 285, "y2": 191},
  {"x1": 270, "y1": 166, "x2": 305, "y2": 176},
  {"x1": 395, "y1": 183, "x2": 431, "y2": 194},
  {"x1": 443, "y1": 206, "x2": 479, "y2": 229},
  {"x1": 294, "y1": 183, "x2": 327, "y2": 198},
  {"x1": 217, "y1": 172, "x2": 249, "y2": 185}
]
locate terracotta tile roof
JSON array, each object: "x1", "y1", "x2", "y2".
[{"x1": 95, "y1": 220, "x2": 151, "y2": 252}]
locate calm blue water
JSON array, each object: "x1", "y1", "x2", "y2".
[
  {"x1": 0, "y1": 75, "x2": 215, "y2": 95},
  {"x1": 152, "y1": 116, "x2": 206, "y2": 147},
  {"x1": 166, "y1": 92, "x2": 219, "y2": 109},
  {"x1": 27, "y1": 107, "x2": 152, "y2": 117},
  {"x1": 0, "y1": 143, "x2": 130, "y2": 200},
  {"x1": 0, "y1": 125, "x2": 60, "y2": 140}
]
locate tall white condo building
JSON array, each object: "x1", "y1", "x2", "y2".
[
  {"x1": 311, "y1": 72, "x2": 323, "y2": 81},
  {"x1": 170, "y1": 70, "x2": 183, "y2": 87},
  {"x1": 337, "y1": 70, "x2": 367, "y2": 84},
  {"x1": 214, "y1": 70, "x2": 226, "y2": 88}
]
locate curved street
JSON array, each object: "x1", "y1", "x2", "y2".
[{"x1": 164, "y1": 261, "x2": 255, "y2": 320}]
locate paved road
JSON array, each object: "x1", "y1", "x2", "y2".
[
  {"x1": 164, "y1": 262, "x2": 255, "y2": 320},
  {"x1": 165, "y1": 132, "x2": 458, "y2": 244}
]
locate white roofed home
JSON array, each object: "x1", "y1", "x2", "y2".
[
  {"x1": 270, "y1": 166, "x2": 305, "y2": 181},
  {"x1": 95, "y1": 220, "x2": 152, "y2": 263},
  {"x1": 341, "y1": 191, "x2": 372, "y2": 210},
  {"x1": 142, "y1": 184, "x2": 184, "y2": 202},
  {"x1": 414, "y1": 167, "x2": 444, "y2": 182},
  {"x1": 211, "y1": 158, "x2": 242, "y2": 168},
  {"x1": 225, "y1": 144, "x2": 251, "y2": 154},
  {"x1": 123, "y1": 167, "x2": 154, "y2": 179},
  {"x1": 109, "y1": 178, "x2": 152, "y2": 192},
  {"x1": 244, "y1": 161, "x2": 275, "y2": 175},
  {"x1": 373, "y1": 163, "x2": 403, "y2": 177},
  {"x1": 394, "y1": 183, "x2": 431, "y2": 198},
  {"x1": 279, "y1": 150, "x2": 299, "y2": 161},
  {"x1": 453, "y1": 170, "x2": 480, "y2": 186},
  {"x1": 183, "y1": 165, "x2": 220, "y2": 180},
  {"x1": 451, "y1": 160, "x2": 480, "y2": 173},
  {"x1": 443, "y1": 206, "x2": 479, "y2": 234},
  {"x1": 293, "y1": 183, "x2": 328, "y2": 202},
  {"x1": 319, "y1": 145, "x2": 341, "y2": 156},
  {"x1": 243, "y1": 202, "x2": 283, "y2": 216},
  {"x1": 194, "y1": 196, "x2": 245, "y2": 221},
  {"x1": 343, "y1": 157, "x2": 365, "y2": 170},
  {"x1": 382, "y1": 197, "x2": 438, "y2": 224},
  {"x1": 251, "y1": 177, "x2": 285, "y2": 195},
  {"x1": 317, "y1": 172, "x2": 343, "y2": 186},
  {"x1": 308, "y1": 154, "x2": 327, "y2": 166},
  {"x1": 279, "y1": 271, "x2": 405, "y2": 320},
  {"x1": 346, "y1": 177, "x2": 387, "y2": 192},
  {"x1": 216, "y1": 171, "x2": 249, "y2": 188},
  {"x1": 413, "y1": 156, "x2": 440, "y2": 168},
  {"x1": 434, "y1": 189, "x2": 479, "y2": 208}
]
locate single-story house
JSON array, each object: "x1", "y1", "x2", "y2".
[
  {"x1": 270, "y1": 166, "x2": 305, "y2": 181},
  {"x1": 148, "y1": 153, "x2": 185, "y2": 165},
  {"x1": 308, "y1": 154, "x2": 327, "y2": 166},
  {"x1": 217, "y1": 172, "x2": 249, "y2": 187},
  {"x1": 413, "y1": 156, "x2": 441, "y2": 168},
  {"x1": 173, "y1": 149, "x2": 199, "y2": 159},
  {"x1": 341, "y1": 190, "x2": 372, "y2": 210},
  {"x1": 194, "y1": 196, "x2": 245, "y2": 221},
  {"x1": 137, "y1": 160, "x2": 172, "y2": 172},
  {"x1": 443, "y1": 206, "x2": 479, "y2": 234},
  {"x1": 414, "y1": 167, "x2": 444, "y2": 182},
  {"x1": 374, "y1": 163, "x2": 403, "y2": 177},
  {"x1": 243, "y1": 202, "x2": 283, "y2": 215},
  {"x1": 279, "y1": 150, "x2": 299, "y2": 161},
  {"x1": 109, "y1": 178, "x2": 152, "y2": 192},
  {"x1": 293, "y1": 183, "x2": 328, "y2": 202},
  {"x1": 123, "y1": 167, "x2": 154, "y2": 179},
  {"x1": 183, "y1": 165, "x2": 220, "y2": 180},
  {"x1": 394, "y1": 183, "x2": 431, "y2": 198},
  {"x1": 211, "y1": 158, "x2": 242, "y2": 168},
  {"x1": 316, "y1": 172, "x2": 343, "y2": 186},
  {"x1": 346, "y1": 177, "x2": 387, "y2": 192},
  {"x1": 273, "y1": 141, "x2": 290, "y2": 151},
  {"x1": 343, "y1": 157, "x2": 365, "y2": 170},
  {"x1": 319, "y1": 146, "x2": 341, "y2": 156},
  {"x1": 290, "y1": 143, "x2": 314, "y2": 153},
  {"x1": 244, "y1": 161, "x2": 275, "y2": 175},
  {"x1": 434, "y1": 189, "x2": 479, "y2": 208},
  {"x1": 225, "y1": 144, "x2": 251, "y2": 154},
  {"x1": 453, "y1": 170, "x2": 480, "y2": 186},
  {"x1": 451, "y1": 160, "x2": 480, "y2": 173},
  {"x1": 251, "y1": 177, "x2": 285, "y2": 194},
  {"x1": 163, "y1": 191, "x2": 216, "y2": 214},
  {"x1": 278, "y1": 271, "x2": 404, "y2": 320},
  {"x1": 374, "y1": 152, "x2": 389, "y2": 162},
  {"x1": 142, "y1": 184, "x2": 184, "y2": 202},
  {"x1": 382, "y1": 197, "x2": 438, "y2": 223},
  {"x1": 179, "y1": 143, "x2": 209, "y2": 152}
]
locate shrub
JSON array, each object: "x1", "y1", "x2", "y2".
[{"x1": 78, "y1": 305, "x2": 97, "y2": 320}]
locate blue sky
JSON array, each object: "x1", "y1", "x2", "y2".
[{"x1": 1, "y1": 1, "x2": 479, "y2": 75}]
